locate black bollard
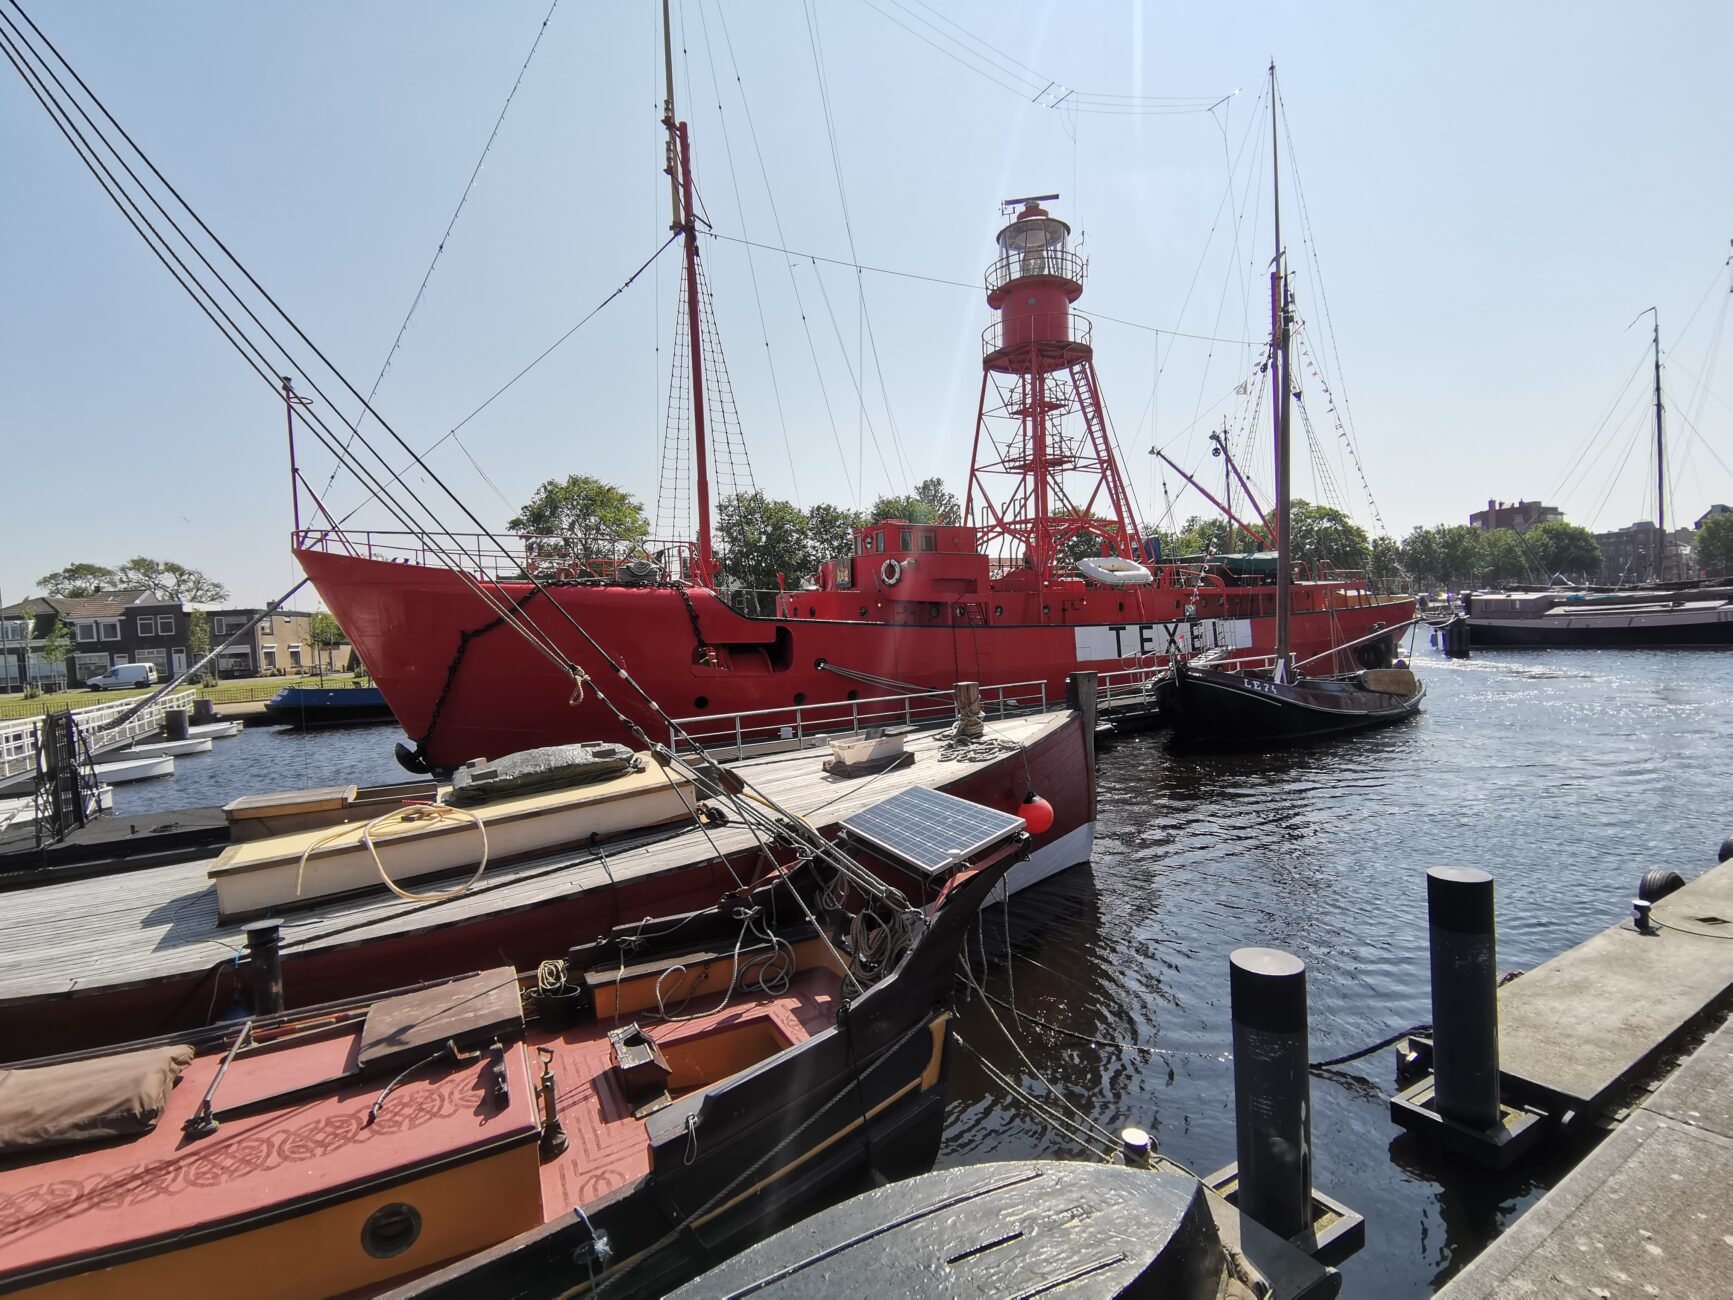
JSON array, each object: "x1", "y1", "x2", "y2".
[
  {"x1": 243, "y1": 918, "x2": 285, "y2": 1016},
  {"x1": 1719, "y1": 837, "x2": 1733, "y2": 865},
  {"x1": 164, "y1": 708, "x2": 190, "y2": 740},
  {"x1": 1230, "y1": 947, "x2": 1312, "y2": 1240},
  {"x1": 1427, "y1": 867, "x2": 1501, "y2": 1131}
]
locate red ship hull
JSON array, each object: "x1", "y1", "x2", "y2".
[{"x1": 296, "y1": 545, "x2": 1413, "y2": 768}]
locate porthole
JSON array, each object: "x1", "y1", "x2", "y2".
[
  {"x1": 847, "y1": 690, "x2": 859, "y2": 701},
  {"x1": 794, "y1": 693, "x2": 807, "y2": 705},
  {"x1": 994, "y1": 605, "x2": 1004, "y2": 618},
  {"x1": 694, "y1": 696, "x2": 709, "y2": 710},
  {"x1": 361, "y1": 1203, "x2": 422, "y2": 1260}
]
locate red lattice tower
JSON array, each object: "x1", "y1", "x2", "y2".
[{"x1": 964, "y1": 198, "x2": 1140, "y2": 581}]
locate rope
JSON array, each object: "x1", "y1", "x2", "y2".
[
  {"x1": 1309, "y1": 1023, "x2": 1430, "y2": 1071},
  {"x1": 293, "y1": 801, "x2": 489, "y2": 905}
]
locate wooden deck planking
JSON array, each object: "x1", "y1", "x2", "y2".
[{"x1": 0, "y1": 713, "x2": 1059, "y2": 1006}]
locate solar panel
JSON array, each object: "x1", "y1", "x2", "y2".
[{"x1": 840, "y1": 785, "x2": 1027, "y2": 876}]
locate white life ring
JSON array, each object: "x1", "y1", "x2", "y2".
[
  {"x1": 1076, "y1": 555, "x2": 1154, "y2": 587},
  {"x1": 880, "y1": 558, "x2": 903, "y2": 587}
]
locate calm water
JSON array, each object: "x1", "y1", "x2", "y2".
[
  {"x1": 949, "y1": 647, "x2": 1733, "y2": 1298},
  {"x1": 107, "y1": 649, "x2": 1733, "y2": 1295}
]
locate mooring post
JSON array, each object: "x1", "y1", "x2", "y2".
[
  {"x1": 164, "y1": 708, "x2": 190, "y2": 741},
  {"x1": 1230, "y1": 946, "x2": 1312, "y2": 1240},
  {"x1": 953, "y1": 681, "x2": 984, "y2": 740},
  {"x1": 243, "y1": 918, "x2": 285, "y2": 1016},
  {"x1": 1066, "y1": 671, "x2": 1099, "y2": 822},
  {"x1": 1427, "y1": 867, "x2": 1501, "y2": 1131}
]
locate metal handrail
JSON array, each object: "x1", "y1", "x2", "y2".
[
  {"x1": 981, "y1": 312, "x2": 1093, "y2": 359},
  {"x1": 667, "y1": 679, "x2": 1050, "y2": 760},
  {"x1": 985, "y1": 248, "x2": 1087, "y2": 295},
  {"x1": 293, "y1": 529, "x2": 700, "y2": 583}
]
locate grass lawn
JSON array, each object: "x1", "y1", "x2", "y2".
[{"x1": 0, "y1": 673, "x2": 365, "y2": 720}]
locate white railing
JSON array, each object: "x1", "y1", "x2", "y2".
[
  {"x1": 0, "y1": 689, "x2": 196, "y2": 783},
  {"x1": 667, "y1": 679, "x2": 1050, "y2": 761}
]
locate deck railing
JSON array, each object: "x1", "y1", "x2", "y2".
[
  {"x1": 293, "y1": 529, "x2": 703, "y2": 584},
  {"x1": 666, "y1": 679, "x2": 1050, "y2": 761}
]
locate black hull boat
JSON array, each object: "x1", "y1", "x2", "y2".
[
  {"x1": 1168, "y1": 662, "x2": 1425, "y2": 745},
  {"x1": 1465, "y1": 587, "x2": 1733, "y2": 649},
  {"x1": 390, "y1": 795, "x2": 1029, "y2": 1300}
]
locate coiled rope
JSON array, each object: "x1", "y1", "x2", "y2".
[{"x1": 294, "y1": 801, "x2": 489, "y2": 904}]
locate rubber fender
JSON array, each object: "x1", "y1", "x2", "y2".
[{"x1": 1637, "y1": 868, "x2": 1686, "y2": 903}]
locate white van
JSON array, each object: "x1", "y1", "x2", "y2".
[{"x1": 86, "y1": 663, "x2": 158, "y2": 692}]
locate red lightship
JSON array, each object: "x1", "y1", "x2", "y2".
[{"x1": 297, "y1": 126, "x2": 1410, "y2": 771}]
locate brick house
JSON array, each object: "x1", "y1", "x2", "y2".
[
  {"x1": 0, "y1": 590, "x2": 189, "y2": 689},
  {"x1": 205, "y1": 607, "x2": 315, "y2": 677}
]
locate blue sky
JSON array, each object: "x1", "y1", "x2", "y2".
[{"x1": 3, "y1": 0, "x2": 1730, "y2": 605}]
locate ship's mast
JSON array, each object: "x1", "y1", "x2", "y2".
[
  {"x1": 1270, "y1": 63, "x2": 1293, "y2": 679},
  {"x1": 662, "y1": 0, "x2": 713, "y2": 581},
  {"x1": 1651, "y1": 308, "x2": 1666, "y2": 582}
]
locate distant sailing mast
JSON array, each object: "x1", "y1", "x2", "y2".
[
  {"x1": 1642, "y1": 307, "x2": 1667, "y2": 582},
  {"x1": 661, "y1": 0, "x2": 714, "y2": 584},
  {"x1": 1269, "y1": 62, "x2": 1294, "y2": 682}
]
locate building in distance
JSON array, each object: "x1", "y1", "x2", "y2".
[{"x1": 1469, "y1": 499, "x2": 1564, "y2": 531}]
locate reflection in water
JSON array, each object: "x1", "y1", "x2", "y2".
[{"x1": 945, "y1": 648, "x2": 1733, "y2": 1298}]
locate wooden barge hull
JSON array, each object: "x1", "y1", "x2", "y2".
[{"x1": 0, "y1": 710, "x2": 1091, "y2": 1060}]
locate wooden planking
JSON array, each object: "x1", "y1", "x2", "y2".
[{"x1": 0, "y1": 712, "x2": 1061, "y2": 1005}]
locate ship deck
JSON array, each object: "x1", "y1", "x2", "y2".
[{"x1": 0, "y1": 711, "x2": 1065, "y2": 1018}]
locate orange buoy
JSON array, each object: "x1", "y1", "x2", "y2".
[{"x1": 1018, "y1": 792, "x2": 1055, "y2": 835}]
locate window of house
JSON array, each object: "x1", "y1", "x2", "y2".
[
  {"x1": 1, "y1": 618, "x2": 25, "y2": 640},
  {"x1": 261, "y1": 645, "x2": 278, "y2": 669},
  {"x1": 112, "y1": 653, "x2": 129, "y2": 665},
  {"x1": 75, "y1": 622, "x2": 96, "y2": 643},
  {"x1": 260, "y1": 617, "x2": 274, "y2": 633},
  {"x1": 99, "y1": 620, "x2": 120, "y2": 641},
  {"x1": 74, "y1": 653, "x2": 108, "y2": 679},
  {"x1": 137, "y1": 617, "x2": 156, "y2": 637},
  {"x1": 137, "y1": 648, "x2": 167, "y2": 671},
  {"x1": 289, "y1": 643, "x2": 303, "y2": 667},
  {"x1": 212, "y1": 617, "x2": 227, "y2": 636},
  {"x1": 156, "y1": 615, "x2": 175, "y2": 636}
]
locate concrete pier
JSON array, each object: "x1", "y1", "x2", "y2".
[
  {"x1": 1494, "y1": 858, "x2": 1733, "y2": 1120},
  {"x1": 1438, "y1": 1013, "x2": 1733, "y2": 1299}
]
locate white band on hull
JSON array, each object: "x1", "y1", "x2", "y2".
[{"x1": 996, "y1": 820, "x2": 1095, "y2": 899}]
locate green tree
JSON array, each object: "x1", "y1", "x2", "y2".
[
  {"x1": 310, "y1": 612, "x2": 346, "y2": 646},
  {"x1": 186, "y1": 611, "x2": 213, "y2": 683},
  {"x1": 1270, "y1": 499, "x2": 1370, "y2": 572},
  {"x1": 719, "y1": 492, "x2": 811, "y2": 591},
  {"x1": 1697, "y1": 513, "x2": 1733, "y2": 578},
  {"x1": 113, "y1": 557, "x2": 228, "y2": 601},
  {"x1": 1525, "y1": 521, "x2": 1603, "y2": 582},
  {"x1": 509, "y1": 475, "x2": 649, "y2": 569},
  {"x1": 1367, "y1": 535, "x2": 1404, "y2": 591},
  {"x1": 1401, "y1": 524, "x2": 1485, "y2": 590},
  {"x1": 805, "y1": 503, "x2": 868, "y2": 569},
  {"x1": 1479, "y1": 529, "x2": 1533, "y2": 585},
  {"x1": 868, "y1": 492, "x2": 935, "y2": 525},
  {"x1": 1171, "y1": 515, "x2": 1238, "y2": 557},
  {"x1": 37, "y1": 563, "x2": 117, "y2": 598},
  {"x1": 915, "y1": 477, "x2": 961, "y2": 526},
  {"x1": 40, "y1": 616, "x2": 72, "y2": 684}
]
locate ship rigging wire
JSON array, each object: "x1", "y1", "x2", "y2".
[
  {"x1": 317, "y1": 0, "x2": 563, "y2": 504},
  {"x1": 0, "y1": 0, "x2": 932, "y2": 919}
]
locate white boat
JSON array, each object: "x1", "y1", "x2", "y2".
[
  {"x1": 0, "y1": 785, "x2": 115, "y2": 831},
  {"x1": 124, "y1": 737, "x2": 215, "y2": 758},
  {"x1": 187, "y1": 721, "x2": 242, "y2": 739},
  {"x1": 92, "y1": 755, "x2": 175, "y2": 784}
]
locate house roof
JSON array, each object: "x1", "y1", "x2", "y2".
[{"x1": 0, "y1": 590, "x2": 180, "y2": 620}]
